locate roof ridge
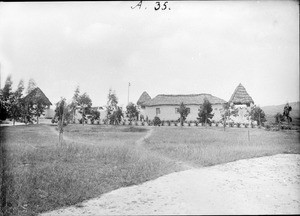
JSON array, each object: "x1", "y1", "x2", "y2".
[{"x1": 157, "y1": 93, "x2": 212, "y2": 97}]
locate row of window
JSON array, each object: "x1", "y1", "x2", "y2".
[
  {"x1": 155, "y1": 107, "x2": 219, "y2": 115},
  {"x1": 156, "y1": 107, "x2": 191, "y2": 115}
]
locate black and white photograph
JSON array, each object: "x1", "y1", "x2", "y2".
[{"x1": 0, "y1": 1, "x2": 299, "y2": 215}]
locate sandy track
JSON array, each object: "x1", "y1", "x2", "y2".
[{"x1": 40, "y1": 154, "x2": 300, "y2": 215}]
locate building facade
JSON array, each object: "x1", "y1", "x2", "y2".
[{"x1": 137, "y1": 93, "x2": 226, "y2": 122}]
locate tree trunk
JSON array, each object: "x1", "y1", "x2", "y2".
[
  {"x1": 37, "y1": 116, "x2": 39, "y2": 124},
  {"x1": 82, "y1": 108, "x2": 85, "y2": 126},
  {"x1": 180, "y1": 116, "x2": 183, "y2": 126},
  {"x1": 13, "y1": 119, "x2": 15, "y2": 126},
  {"x1": 59, "y1": 111, "x2": 65, "y2": 146}
]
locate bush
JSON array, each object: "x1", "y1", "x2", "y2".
[
  {"x1": 195, "y1": 121, "x2": 199, "y2": 126},
  {"x1": 153, "y1": 116, "x2": 161, "y2": 126},
  {"x1": 167, "y1": 120, "x2": 171, "y2": 126},
  {"x1": 237, "y1": 122, "x2": 241, "y2": 128},
  {"x1": 229, "y1": 122, "x2": 234, "y2": 127},
  {"x1": 188, "y1": 121, "x2": 191, "y2": 126},
  {"x1": 215, "y1": 122, "x2": 219, "y2": 127},
  {"x1": 141, "y1": 121, "x2": 145, "y2": 126},
  {"x1": 161, "y1": 120, "x2": 165, "y2": 126},
  {"x1": 174, "y1": 122, "x2": 178, "y2": 126},
  {"x1": 135, "y1": 121, "x2": 138, "y2": 126},
  {"x1": 245, "y1": 123, "x2": 249, "y2": 128}
]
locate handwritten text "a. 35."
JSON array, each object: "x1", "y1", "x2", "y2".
[{"x1": 131, "y1": 1, "x2": 170, "y2": 11}]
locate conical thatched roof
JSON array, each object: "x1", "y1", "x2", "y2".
[
  {"x1": 229, "y1": 83, "x2": 254, "y2": 105},
  {"x1": 23, "y1": 87, "x2": 52, "y2": 106},
  {"x1": 137, "y1": 91, "x2": 151, "y2": 106}
]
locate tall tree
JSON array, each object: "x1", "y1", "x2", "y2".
[
  {"x1": 178, "y1": 102, "x2": 189, "y2": 126},
  {"x1": 126, "y1": 102, "x2": 139, "y2": 121},
  {"x1": 77, "y1": 92, "x2": 92, "y2": 126},
  {"x1": 26, "y1": 78, "x2": 37, "y2": 94},
  {"x1": 198, "y1": 98, "x2": 214, "y2": 126},
  {"x1": 106, "y1": 88, "x2": 118, "y2": 124},
  {"x1": 0, "y1": 75, "x2": 13, "y2": 121},
  {"x1": 70, "y1": 86, "x2": 80, "y2": 123},
  {"x1": 10, "y1": 80, "x2": 25, "y2": 125}
]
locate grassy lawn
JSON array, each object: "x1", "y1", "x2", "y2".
[
  {"x1": 0, "y1": 124, "x2": 179, "y2": 216},
  {"x1": 1, "y1": 124, "x2": 299, "y2": 216},
  {"x1": 144, "y1": 127, "x2": 300, "y2": 167}
]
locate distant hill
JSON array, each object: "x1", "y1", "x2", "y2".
[{"x1": 261, "y1": 102, "x2": 300, "y2": 125}]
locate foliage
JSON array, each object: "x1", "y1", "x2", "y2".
[
  {"x1": 198, "y1": 98, "x2": 214, "y2": 125},
  {"x1": 70, "y1": 86, "x2": 80, "y2": 123},
  {"x1": 9, "y1": 80, "x2": 25, "y2": 124},
  {"x1": 283, "y1": 103, "x2": 292, "y2": 123},
  {"x1": 250, "y1": 105, "x2": 266, "y2": 126},
  {"x1": 220, "y1": 103, "x2": 238, "y2": 130},
  {"x1": 0, "y1": 75, "x2": 13, "y2": 121},
  {"x1": 275, "y1": 112, "x2": 284, "y2": 124},
  {"x1": 106, "y1": 88, "x2": 122, "y2": 125},
  {"x1": 90, "y1": 109, "x2": 100, "y2": 124},
  {"x1": 153, "y1": 116, "x2": 161, "y2": 126},
  {"x1": 26, "y1": 78, "x2": 37, "y2": 94},
  {"x1": 178, "y1": 102, "x2": 189, "y2": 126},
  {"x1": 52, "y1": 98, "x2": 72, "y2": 125},
  {"x1": 77, "y1": 92, "x2": 92, "y2": 125},
  {"x1": 126, "y1": 102, "x2": 139, "y2": 121},
  {"x1": 109, "y1": 107, "x2": 123, "y2": 125}
]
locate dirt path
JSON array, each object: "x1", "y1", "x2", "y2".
[
  {"x1": 135, "y1": 127, "x2": 195, "y2": 170},
  {"x1": 40, "y1": 154, "x2": 300, "y2": 215}
]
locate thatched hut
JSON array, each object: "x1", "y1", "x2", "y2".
[
  {"x1": 137, "y1": 91, "x2": 151, "y2": 107},
  {"x1": 22, "y1": 87, "x2": 52, "y2": 123},
  {"x1": 229, "y1": 83, "x2": 254, "y2": 107}
]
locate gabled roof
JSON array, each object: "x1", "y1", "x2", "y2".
[
  {"x1": 229, "y1": 83, "x2": 254, "y2": 105},
  {"x1": 23, "y1": 87, "x2": 52, "y2": 106},
  {"x1": 143, "y1": 94, "x2": 226, "y2": 107},
  {"x1": 137, "y1": 91, "x2": 151, "y2": 106}
]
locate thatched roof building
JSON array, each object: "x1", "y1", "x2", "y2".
[
  {"x1": 23, "y1": 87, "x2": 52, "y2": 106},
  {"x1": 137, "y1": 91, "x2": 151, "y2": 106},
  {"x1": 229, "y1": 83, "x2": 254, "y2": 106},
  {"x1": 143, "y1": 93, "x2": 226, "y2": 107}
]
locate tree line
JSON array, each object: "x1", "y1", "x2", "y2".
[{"x1": 0, "y1": 76, "x2": 47, "y2": 125}]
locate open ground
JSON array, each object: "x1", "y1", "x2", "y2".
[{"x1": 1, "y1": 124, "x2": 299, "y2": 215}]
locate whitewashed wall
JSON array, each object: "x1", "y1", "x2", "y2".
[{"x1": 144, "y1": 104, "x2": 224, "y2": 121}]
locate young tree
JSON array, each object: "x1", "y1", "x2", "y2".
[
  {"x1": 106, "y1": 88, "x2": 120, "y2": 124},
  {"x1": 178, "y1": 102, "x2": 189, "y2": 126},
  {"x1": 110, "y1": 106, "x2": 123, "y2": 125},
  {"x1": 53, "y1": 98, "x2": 70, "y2": 145},
  {"x1": 250, "y1": 105, "x2": 266, "y2": 126},
  {"x1": 221, "y1": 103, "x2": 238, "y2": 131},
  {"x1": 77, "y1": 93, "x2": 92, "y2": 126},
  {"x1": 126, "y1": 102, "x2": 139, "y2": 122},
  {"x1": 70, "y1": 86, "x2": 80, "y2": 123},
  {"x1": 198, "y1": 98, "x2": 214, "y2": 126}
]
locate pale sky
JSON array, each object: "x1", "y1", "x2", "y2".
[{"x1": 0, "y1": 1, "x2": 299, "y2": 108}]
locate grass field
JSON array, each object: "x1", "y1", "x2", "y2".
[
  {"x1": 0, "y1": 124, "x2": 179, "y2": 216},
  {"x1": 145, "y1": 127, "x2": 300, "y2": 167},
  {"x1": 1, "y1": 124, "x2": 299, "y2": 216}
]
